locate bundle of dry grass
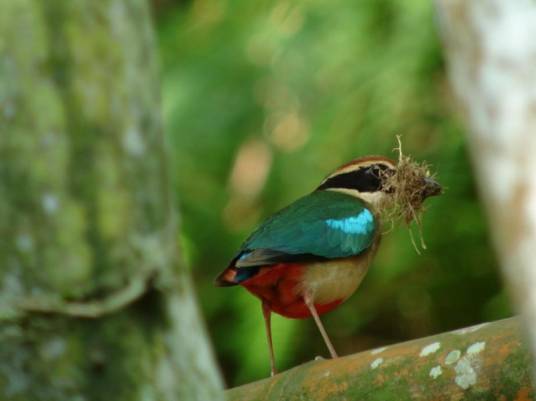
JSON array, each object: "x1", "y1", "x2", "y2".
[{"x1": 379, "y1": 137, "x2": 441, "y2": 252}]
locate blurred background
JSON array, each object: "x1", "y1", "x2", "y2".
[{"x1": 154, "y1": 0, "x2": 511, "y2": 387}]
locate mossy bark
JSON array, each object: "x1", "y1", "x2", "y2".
[
  {"x1": 0, "y1": 1, "x2": 222, "y2": 400},
  {"x1": 227, "y1": 318, "x2": 533, "y2": 401}
]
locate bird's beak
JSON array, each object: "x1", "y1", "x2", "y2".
[{"x1": 422, "y1": 177, "x2": 442, "y2": 199}]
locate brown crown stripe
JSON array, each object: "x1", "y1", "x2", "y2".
[
  {"x1": 337, "y1": 155, "x2": 396, "y2": 171},
  {"x1": 318, "y1": 161, "x2": 395, "y2": 193},
  {"x1": 322, "y1": 156, "x2": 396, "y2": 182}
]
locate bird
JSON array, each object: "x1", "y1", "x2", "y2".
[{"x1": 215, "y1": 156, "x2": 441, "y2": 376}]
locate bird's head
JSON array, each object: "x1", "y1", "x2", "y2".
[{"x1": 317, "y1": 156, "x2": 441, "y2": 221}]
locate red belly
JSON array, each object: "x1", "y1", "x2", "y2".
[{"x1": 241, "y1": 263, "x2": 343, "y2": 319}]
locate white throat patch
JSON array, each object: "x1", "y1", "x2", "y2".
[{"x1": 326, "y1": 188, "x2": 387, "y2": 208}]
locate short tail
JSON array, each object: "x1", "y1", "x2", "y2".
[
  {"x1": 214, "y1": 266, "x2": 260, "y2": 287},
  {"x1": 214, "y1": 267, "x2": 240, "y2": 287}
]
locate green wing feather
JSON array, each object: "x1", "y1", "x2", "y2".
[{"x1": 235, "y1": 190, "x2": 377, "y2": 268}]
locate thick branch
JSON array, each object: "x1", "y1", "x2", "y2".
[{"x1": 227, "y1": 318, "x2": 532, "y2": 401}]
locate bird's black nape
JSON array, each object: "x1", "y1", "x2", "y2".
[{"x1": 317, "y1": 163, "x2": 394, "y2": 193}]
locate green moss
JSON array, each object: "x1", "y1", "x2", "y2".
[
  {"x1": 498, "y1": 345, "x2": 534, "y2": 400},
  {"x1": 227, "y1": 320, "x2": 532, "y2": 401},
  {"x1": 0, "y1": 0, "x2": 223, "y2": 399},
  {"x1": 0, "y1": 0, "x2": 170, "y2": 299},
  {"x1": 0, "y1": 293, "x2": 164, "y2": 401}
]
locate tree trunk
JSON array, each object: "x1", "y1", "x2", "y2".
[
  {"x1": 0, "y1": 1, "x2": 222, "y2": 400},
  {"x1": 435, "y1": 0, "x2": 536, "y2": 373}
]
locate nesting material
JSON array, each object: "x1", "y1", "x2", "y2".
[{"x1": 378, "y1": 137, "x2": 439, "y2": 252}]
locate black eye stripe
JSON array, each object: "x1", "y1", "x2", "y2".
[{"x1": 317, "y1": 164, "x2": 392, "y2": 192}]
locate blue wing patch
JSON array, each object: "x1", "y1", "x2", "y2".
[
  {"x1": 234, "y1": 190, "x2": 377, "y2": 267},
  {"x1": 325, "y1": 209, "x2": 374, "y2": 235}
]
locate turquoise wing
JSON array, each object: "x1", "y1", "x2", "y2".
[{"x1": 234, "y1": 190, "x2": 377, "y2": 268}]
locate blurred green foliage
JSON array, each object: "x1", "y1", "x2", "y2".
[{"x1": 156, "y1": 0, "x2": 511, "y2": 387}]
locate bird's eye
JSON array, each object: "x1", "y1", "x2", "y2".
[
  {"x1": 367, "y1": 165, "x2": 382, "y2": 178},
  {"x1": 367, "y1": 164, "x2": 385, "y2": 179},
  {"x1": 367, "y1": 164, "x2": 396, "y2": 193}
]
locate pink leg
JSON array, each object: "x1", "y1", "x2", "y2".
[
  {"x1": 304, "y1": 294, "x2": 338, "y2": 358},
  {"x1": 262, "y1": 300, "x2": 277, "y2": 376}
]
